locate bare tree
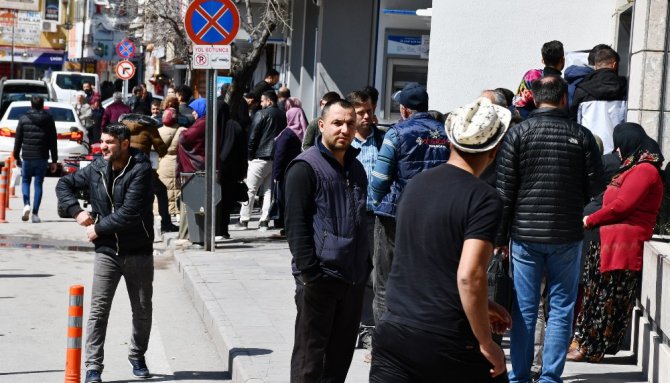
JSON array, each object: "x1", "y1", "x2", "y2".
[{"x1": 142, "y1": 0, "x2": 192, "y2": 82}]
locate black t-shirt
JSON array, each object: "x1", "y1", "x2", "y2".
[{"x1": 383, "y1": 164, "x2": 502, "y2": 341}]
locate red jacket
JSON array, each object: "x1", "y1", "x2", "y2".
[
  {"x1": 176, "y1": 117, "x2": 206, "y2": 174},
  {"x1": 586, "y1": 162, "x2": 663, "y2": 272},
  {"x1": 101, "y1": 101, "x2": 132, "y2": 129}
]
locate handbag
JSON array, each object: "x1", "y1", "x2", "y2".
[
  {"x1": 268, "y1": 181, "x2": 280, "y2": 221},
  {"x1": 487, "y1": 249, "x2": 513, "y2": 313},
  {"x1": 232, "y1": 181, "x2": 249, "y2": 203}
]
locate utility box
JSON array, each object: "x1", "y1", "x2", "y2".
[{"x1": 181, "y1": 172, "x2": 221, "y2": 244}]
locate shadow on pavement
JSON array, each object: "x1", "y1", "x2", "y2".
[
  {"x1": 0, "y1": 369, "x2": 64, "y2": 376},
  {"x1": 105, "y1": 370, "x2": 231, "y2": 382},
  {"x1": 565, "y1": 371, "x2": 647, "y2": 383}
]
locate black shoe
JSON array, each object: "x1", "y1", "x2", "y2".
[
  {"x1": 258, "y1": 220, "x2": 269, "y2": 231},
  {"x1": 85, "y1": 369, "x2": 102, "y2": 383},
  {"x1": 161, "y1": 223, "x2": 179, "y2": 233},
  {"x1": 234, "y1": 221, "x2": 248, "y2": 230},
  {"x1": 128, "y1": 357, "x2": 151, "y2": 378}
]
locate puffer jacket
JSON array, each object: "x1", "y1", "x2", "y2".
[
  {"x1": 13, "y1": 109, "x2": 58, "y2": 162},
  {"x1": 56, "y1": 148, "x2": 155, "y2": 256},
  {"x1": 120, "y1": 114, "x2": 167, "y2": 157},
  {"x1": 248, "y1": 105, "x2": 287, "y2": 160},
  {"x1": 496, "y1": 107, "x2": 603, "y2": 245}
]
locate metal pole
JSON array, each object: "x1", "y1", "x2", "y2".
[
  {"x1": 10, "y1": 11, "x2": 14, "y2": 80},
  {"x1": 204, "y1": 69, "x2": 216, "y2": 251},
  {"x1": 79, "y1": 0, "x2": 87, "y2": 71},
  {"x1": 123, "y1": 79, "x2": 128, "y2": 100}
]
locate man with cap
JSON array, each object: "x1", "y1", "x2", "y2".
[
  {"x1": 368, "y1": 82, "x2": 450, "y2": 326},
  {"x1": 369, "y1": 98, "x2": 512, "y2": 382},
  {"x1": 496, "y1": 76, "x2": 603, "y2": 383}
]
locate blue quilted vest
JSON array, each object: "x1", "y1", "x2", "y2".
[
  {"x1": 291, "y1": 143, "x2": 370, "y2": 284},
  {"x1": 374, "y1": 112, "x2": 450, "y2": 218}
]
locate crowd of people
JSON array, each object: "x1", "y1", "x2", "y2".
[{"x1": 11, "y1": 38, "x2": 661, "y2": 383}]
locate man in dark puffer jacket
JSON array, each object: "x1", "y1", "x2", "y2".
[
  {"x1": 56, "y1": 123, "x2": 155, "y2": 383},
  {"x1": 496, "y1": 76, "x2": 603, "y2": 383},
  {"x1": 13, "y1": 95, "x2": 57, "y2": 223}
]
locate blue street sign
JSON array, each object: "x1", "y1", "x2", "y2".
[{"x1": 184, "y1": 0, "x2": 240, "y2": 46}]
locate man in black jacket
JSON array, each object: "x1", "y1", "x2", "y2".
[
  {"x1": 496, "y1": 76, "x2": 602, "y2": 383},
  {"x1": 285, "y1": 99, "x2": 368, "y2": 382},
  {"x1": 237, "y1": 90, "x2": 286, "y2": 230},
  {"x1": 13, "y1": 96, "x2": 57, "y2": 223},
  {"x1": 56, "y1": 123, "x2": 155, "y2": 383}
]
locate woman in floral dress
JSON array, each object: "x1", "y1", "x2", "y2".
[{"x1": 568, "y1": 122, "x2": 664, "y2": 362}]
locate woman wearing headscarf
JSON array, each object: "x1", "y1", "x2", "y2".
[
  {"x1": 176, "y1": 98, "x2": 207, "y2": 240},
  {"x1": 568, "y1": 122, "x2": 664, "y2": 362},
  {"x1": 157, "y1": 108, "x2": 187, "y2": 215},
  {"x1": 271, "y1": 97, "x2": 307, "y2": 235}
]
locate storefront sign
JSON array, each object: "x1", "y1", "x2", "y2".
[
  {"x1": 387, "y1": 35, "x2": 422, "y2": 56},
  {"x1": 34, "y1": 52, "x2": 65, "y2": 64},
  {"x1": 43, "y1": 0, "x2": 59, "y2": 21},
  {"x1": 0, "y1": 48, "x2": 65, "y2": 64},
  {"x1": 0, "y1": 0, "x2": 39, "y2": 11}
]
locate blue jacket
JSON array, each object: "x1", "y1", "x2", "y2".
[{"x1": 370, "y1": 112, "x2": 450, "y2": 218}]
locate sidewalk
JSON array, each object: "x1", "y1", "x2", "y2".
[{"x1": 168, "y1": 217, "x2": 649, "y2": 383}]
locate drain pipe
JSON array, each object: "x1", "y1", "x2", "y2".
[{"x1": 657, "y1": 0, "x2": 670, "y2": 151}]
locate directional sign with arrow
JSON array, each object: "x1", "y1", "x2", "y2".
[
  {"x1": 116, "y1": 60, "x2": 136, "y2": 80},
  {"x1": 184, "y1": 0, "x2": 240, "y2": 46}
]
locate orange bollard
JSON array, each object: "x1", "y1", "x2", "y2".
[
  {"x1": 0, "y1": 167, "x2": 6, "y2": 223},
  {"x1": 1, "y1": 165, "x2": 8, "y2": 211},
  {"x1": 64, "y1": 285, "x2": 84, "y2": 383},
  {"x1": 8, "y1": 154, "x2": 15, "y2": 198}
]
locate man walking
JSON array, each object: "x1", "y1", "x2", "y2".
[
  {"x1": 56, "y1": 123, "x2": 155, "y2": 383},
  {"x1": 238, "y1": 90, "x2": 286, "y2": 230},
  {"x1": 370, "y1": 98, "x2": 512, "y2": 382},
  {"x1": 496, "y1": 76, "x2": 602, "y2": 383},
  {"x1": 285, "y1": 99, "x2": 369, "y2": 382},
  {"x1": 369, "y1": 82, "x2": 450, "y2": 325},
  {"x1": 13, "y1": 96, "x2": 57, "y2": 223}
]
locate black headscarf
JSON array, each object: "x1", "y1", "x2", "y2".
[{"x1": 612, "y1": 122, "x2": 664, "y2": 180}]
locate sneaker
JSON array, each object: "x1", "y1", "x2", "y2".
[
  {"x1": 22, "y1": 205, "x2": 30, "y2": 221},
  {"x1": 128, "y1": 357, "x2": 151, "y2": 378},
  {"x1": 31, "y1": 214, "x2": 41, "y2": 223},
  {"x1": 258, "y1": 221, "x2": 269, "y2": 231},
  {"x1": 85, "y1": 369, "x2": 102, "y2": 383},
  {"x1": 234, "y1": 220, "x2": 248, "y2": 230},
  {"x1": 215, "y1": 234, "x2": 231, "y2": 241}
]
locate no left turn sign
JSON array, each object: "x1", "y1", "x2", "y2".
[{"x1": 116, "y1": 60, "x2": 136, "y2": 80}]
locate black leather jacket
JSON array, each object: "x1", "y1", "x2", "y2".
[
  {"x1": 56, "y1": 148, "x2": 155, "y2": 256},
  {"x1": 247, "y1": 105, "x2": 287, "y2": 160},
  {"x1": 496, "y1": 107, "x2": 603, "y2": 245}
]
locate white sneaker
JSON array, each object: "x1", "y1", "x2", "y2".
[
  {"x1": 22, "y1": 205, "x2": 30, "y2": 221},
  {"x1": 31, "y1": 214, "x2": 41, "y2": 223}
]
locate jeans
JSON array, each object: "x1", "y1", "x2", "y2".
[
  {"x1": 21, "y1": 159, "x2": 48, "y2": 214},
  {"x1": 239, "y1": 159, "x2": 272, "y2": 223},
  {"x1": 508, "y1": 240, "x2": 581, "y2": 383},
  {"x1": 85, "y1": 253, "x2": 154, "y2": 372},
  {"x1": 370, "y1": 321, "x2": 508, "y2": 383},
  {"x1": 291, "y1": 277, "x2": 365, "y2": 383},
  {"x1": 372, "y1": 215, "x2": 395, "y2": 326}
]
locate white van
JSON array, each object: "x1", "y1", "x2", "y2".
[{"x1": 49, "y1": 71, "x2": 100, "y2": 104}]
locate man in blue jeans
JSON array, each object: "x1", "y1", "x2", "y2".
[
  {"x1": 496, "y1": 76, "x2": 603, "y2": 383},
  {"x1": 13, "y1": 96, "x2": 58, "y2": 223}
]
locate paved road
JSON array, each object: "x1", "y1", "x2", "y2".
[{"x1": 0, "y1": 177, "x2": 229, "y2": 382}]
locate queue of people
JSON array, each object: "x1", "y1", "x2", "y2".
[{"x1": 17, "y1": 39, "x2": 663, "y2": 383}]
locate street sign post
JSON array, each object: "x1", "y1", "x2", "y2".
[
  {"x1": 116, "y1": 40, "x2": 136, "y2": 59},
  {"x1": 192, "y1": 45, "x2": 231, "y2": 70},
  {"x1": 184, "y1": 0, "x2": 240, "y2": 251}
]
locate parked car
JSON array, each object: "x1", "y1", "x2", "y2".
[
  {"x1": 48, "y1": 71, "x2": 99, "y2": 104},
  {"x1": 0, "y1": 101, "x2": 89, "y2": 173},
  {"x1": 0, "y1": 78, "x2": 57, "y2": 119}
]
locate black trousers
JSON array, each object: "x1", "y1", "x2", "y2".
[
  {"x1": 152, "y1": 173, "x2": 171, "y2": 228},
  {"x1": 370, "y1": 321, "x2": 508, "y2": 383},
  {"x1": 291, "y1": 277, "x2": 365, "y2": 383}
]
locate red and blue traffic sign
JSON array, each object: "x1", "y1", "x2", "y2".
[
  {"x1": 184, "y1": 0, "x2": 240, "y2": 46},
  {"x1": 116, "y1": 40, "x2": 136, "y2": 59}
]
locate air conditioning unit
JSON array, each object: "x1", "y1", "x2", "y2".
[{"x1": 42, "y1": 21, "x2": 57, "y2": 33}]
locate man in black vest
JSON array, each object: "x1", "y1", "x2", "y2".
[{"x1": 284, "y1": 99, "x2": 369, "y2": 382}]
